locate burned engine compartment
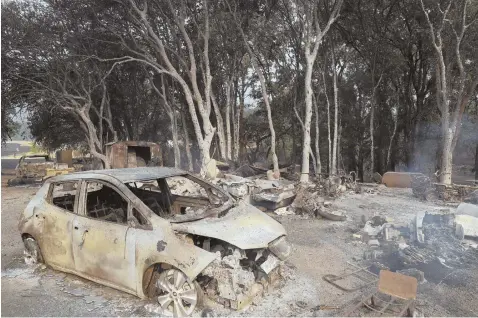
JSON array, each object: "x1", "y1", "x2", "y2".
[{"x1": 179, "y1": 234, "x2": 283, "y2": 310}]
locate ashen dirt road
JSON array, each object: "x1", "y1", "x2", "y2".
[{"x1": 2, "y1": 172, "x2": 478, "y2": 316}]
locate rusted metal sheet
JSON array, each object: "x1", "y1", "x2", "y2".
[
  {"x1": 127, "y1": 147, "x2": 138, "y2": 167},
  {"x1": 106, "y1": 141, "x2": 163, "y2": 169},
  {"x1": 106, "y1": 142, "x2": 127, "y2": 168},
  {"x1": 115, "y1": 143, "x2": 127, "y2": 168},
  {"x1": 382, "y1": 172, "x2": 425, "y2": 188},
  {"x1": 378, "y1": 270, "x2": 418, "y2": 300},
  {"x1": 342, "y1": 270, "x2": 418, "y2": 317},
  {"x1": 55, "y1": 150, "x2": 73, "y2": 166}
]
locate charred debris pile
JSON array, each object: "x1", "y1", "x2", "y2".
[
  {"x1": 319, "y1": 190, "x2": 478, "y2": 316},
  {"x1": 351, "y1": 208, "x2": 478, "y2": 279},
  {"x1": 207, "y1": 163, "x2": 366, "y2": 221},
  {"x1": 206, "y1": 165, "x2": 478, "y2": 316},
  {"x1": 411, "y1": 173, "x2": 478, "y2": 202}
]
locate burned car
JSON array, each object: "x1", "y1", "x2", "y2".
[
  {"x1": 8, "y1": 154, "x2": 74, "y2": 186},
  {"x1": 18, "y1": 167, "x2": 291, "y2": 316}
]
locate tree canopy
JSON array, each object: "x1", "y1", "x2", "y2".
[{"x1": 2, "y1": 0, "x2": 477, "y2": 182}]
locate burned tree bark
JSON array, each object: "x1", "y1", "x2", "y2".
[
  {"x1": 322, "y1": 70, "x2": 332, "y2": 174},
  {"x1": 331, "y1": 41, "x2": 339, "y2": 176},
  {"x1": 234, "y1": 75, "x2": 245, "y2": 162},
  {"x1": 211, "y1": 91, "x2": 226, "y2": 160},
  {"x1": 294, "y1": 104, "x2": 317, "y2": 174},
  {"x1": 386, "y1": 89, "x2": 399, "y2": 171},
  {"x1": 119, "y1": 0, "x2": 216, "y2": 174},
  {"x1": 96, "y1": 82, "x2": 119, "y2": 150},
  {"x1": 337, "y1": 119, "x2": 342, "y2": 173},
  {"x1": 420, "y1": 0, "x2": 478, "y2": 184},
  {"x1": 225, "y1": 80, "x2": 232, "y2": 160},
  {"x1": 181, "y1": 110, "x2": 194, "y2": 172},
  {"x1": 369, "y1": 63, "x2": 383, "y2": 177},
  {"x1": 300, "y1": 0, "x2": 342, "y2": 183},
  {"x1": 232, "y1": 19, "x2": 279, "y2": 174},
  {"x1": 21, "y1": 66, "x2": 113, "y2": 168},
  {"x1": 78, "y1": 111, "x2": 110, "y2": 168},
  {"x1": 150, "y1": 74, "x2": 181, "y2": 168},
  {"x1": 313, "y1": 92, "x2": 322, "y2": 175}
]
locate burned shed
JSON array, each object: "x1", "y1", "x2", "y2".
[{"x1": 106, "y1": 141, "x2": 163, "y2": 168}]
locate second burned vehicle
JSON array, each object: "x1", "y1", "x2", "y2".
[
  {"x1": 18, "y1": 167, "x2": 291, "y2": 317},
  {"x1": 8, "y1": 154, "x2": 75, "y2": 185}
]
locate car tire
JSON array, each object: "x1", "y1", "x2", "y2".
[
  {"x1": 155, "y1": 268, "x2": 202, "y2": 317},
  {"x1": 23, "y1": 237, "x2": 43, "y2": 265}
]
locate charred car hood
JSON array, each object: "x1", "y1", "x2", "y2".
[{"x1": 171, "y1": 201, "x2": 286, "y2": 249}]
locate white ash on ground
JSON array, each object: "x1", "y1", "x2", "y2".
[{"x1": 3, "y1": 172, "x2": 478, "y2": 317}]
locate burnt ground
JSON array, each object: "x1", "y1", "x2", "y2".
[{"x1": 2, "y1": 168, "x2": 478, "y2": 316}]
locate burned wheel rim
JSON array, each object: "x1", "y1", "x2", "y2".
[
  {"x1": 23, "y1": 237, "x2": 42, "y2": 265},
  {"x1": 156, "y1": 269, "x2": 198, "y2": 317}
]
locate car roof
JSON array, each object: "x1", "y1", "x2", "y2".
[{"x1": 49, "y1": 167, "x2": 187, "y2": 183}]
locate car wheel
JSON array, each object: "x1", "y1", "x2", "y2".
[
  {"x1": 155, "y1": 269, "x2": 201, "y2": 317},
  {"x1": 23, "y1": 237, "x2": 43, "y2": 265}
]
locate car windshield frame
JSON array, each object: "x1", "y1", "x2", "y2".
[{"x1": 125, "y1": 173, "x2": 234, "y2": 223}]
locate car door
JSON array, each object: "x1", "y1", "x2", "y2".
[
  {"x1": 37, "y1": 180, "x2": 79, "y2": 270},
  {"x1": 72, "y1": 180, "x2": 136, "y2": 292}
]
